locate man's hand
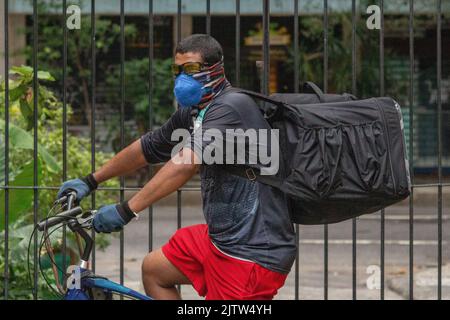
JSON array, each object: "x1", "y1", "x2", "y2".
[
  {"x1": 93, "y1": 201, "x2": 137, "y2": 233},
  {"x1": 57, "y1": 174, "x2": 98, "y2": 202}
]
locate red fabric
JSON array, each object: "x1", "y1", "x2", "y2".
[{"x1": 161, "y1": 224, "x2": 288, "y2": 300}]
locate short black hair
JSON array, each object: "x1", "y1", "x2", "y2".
[{"x1": 175, "y1": 34, "x2": 223, "y2": 65}]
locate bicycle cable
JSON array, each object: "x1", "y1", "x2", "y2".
[
  {"x1": 27, "y1": 202, "x2": 65, "y2": 298},
  {"x1": 27, "y1": 202, "x2": 60, "y2": 292},
  {"x1": 38, "y1": 224, "x2": 65, "y2": 298}
]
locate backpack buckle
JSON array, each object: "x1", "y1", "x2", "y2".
[{"x1": 245, "y1": 168, "x2": 257, "y2": 181}]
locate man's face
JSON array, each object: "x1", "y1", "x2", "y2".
[{"x1": 174, "y1": 52, "x2": 203, "y2": 68}]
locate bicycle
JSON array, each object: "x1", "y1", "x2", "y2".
[{"x1": 29, "y1": 191, "x2": 152, "y2": 300}]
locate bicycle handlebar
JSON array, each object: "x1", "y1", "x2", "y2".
[
  {"x1": 36, "y1": 192, "x2": 96, "y2": 267},
  {"x1": 37, "y1": 206, "x2": 83, "y2": 231}
]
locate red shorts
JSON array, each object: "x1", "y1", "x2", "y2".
[{"x1": 161, "y1": 224, "x2": 288, "y2": 300}]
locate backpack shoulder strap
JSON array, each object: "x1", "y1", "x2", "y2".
[
  {"x1": 192, "y1": 88, "x2": 284, "y2": 189},
  {"x1": 220, "y1": 88, "x2": 285, "y2": 189}
]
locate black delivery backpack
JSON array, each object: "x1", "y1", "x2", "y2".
[{"x1": 227, "y1": 82, "x2": 411, "y2": 225}]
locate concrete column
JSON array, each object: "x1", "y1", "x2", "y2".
[
  {"x1": 172, "y1": 15, "x2": 192, "y2": 110},
  {"x1": 173, "y1": 14, "x2": 192, "y2": 50},
  {"x1": 0, "y1": 12, "x2": 27, "y2": 78}
]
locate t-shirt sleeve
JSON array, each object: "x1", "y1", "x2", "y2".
[{"x1": 140, "y1": 107, "x2": 192, "y2": 164}]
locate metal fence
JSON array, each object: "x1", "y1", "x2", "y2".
[{"x1": 1, "y1": 0, "x2": 449, "y2": 300}]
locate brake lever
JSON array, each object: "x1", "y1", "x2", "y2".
[
  {"x1": 56, "y1": 191, "x2": 78, "y2": 211},
  {"x1": 76, "y1": 210, "x2": 97, "y2": 229}
]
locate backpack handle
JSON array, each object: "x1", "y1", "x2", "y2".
[{"x1": 303, "y1": 81, "x2": 325, "y2": 102}]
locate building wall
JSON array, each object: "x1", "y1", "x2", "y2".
[{"x1": 0, "y1": 12, "x2": 27, "y2": 78}]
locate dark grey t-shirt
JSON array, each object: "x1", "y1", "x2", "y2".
[{"x1": 141, "y1": 87, "x2": 296, "y2": 274}]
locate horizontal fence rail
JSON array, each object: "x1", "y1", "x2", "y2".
[{"x1": 1, "y1": 0, "x2": 449, "y2": 300}]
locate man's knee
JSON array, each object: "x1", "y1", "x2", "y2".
[
  {"x1": 141, "y1": 248, "x2": 191, "y2": 288},
  {"x1": 142, "y1": 251, "x2": 160, "y2": 281}
]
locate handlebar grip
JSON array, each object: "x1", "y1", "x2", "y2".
[{"x1": 37, "y1": 206, "x2": 83, "y2": 231}]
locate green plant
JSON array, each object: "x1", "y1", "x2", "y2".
[
  {"x1": 105, "y1": 57, "x2": 174, "y2": 135},
  {"x1": 1, "y1": 66, "x2": 117, "y2": 299},
  {"x1": 0, "y1": 218, "x2": 59, "y2": 299},
  {"x1": 23, "y1": 0, "x2": 138, "y2": 127},
  {"x1": 283, "y1": 12, "x2": 404, "y2": 98}
]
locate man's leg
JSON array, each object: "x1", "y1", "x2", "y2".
[{"x1": 141, "y1": 248, "x2": 191, "y2": 300}]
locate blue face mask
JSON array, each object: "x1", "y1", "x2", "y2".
[{"x1": 173, "y1": 73, "x2": 205, "y2": 108}]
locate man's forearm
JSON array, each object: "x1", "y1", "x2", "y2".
[
  {"x1": 93, "y1": 139, "x2": 148, "y2": 184},
  {"x1": 127, "y1": 149, "x2": 198, "y2": 213}
]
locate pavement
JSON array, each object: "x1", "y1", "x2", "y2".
[{"x1": 94, "y1": 187, "x2": 450, "y2": 300}]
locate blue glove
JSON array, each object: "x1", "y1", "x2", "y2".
[
  {"x1": 57, "y1": 174, "x2": 98, "y2": 202},
  {"x1": 93, "y1": 201, "x2": 137, "y2": 233}
]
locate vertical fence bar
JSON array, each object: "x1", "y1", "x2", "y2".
[
  {"x1": 177, "y1": 189, "x2": 182, "y2": 294},
  {"x1": 3, "y1": 0, "x2": 9, "y2": 300},
  {"x1": 206, "y1": 0, "x2": 211, "y2": 35},
  {"x1": 408, "y1": 0, "x2": 414, "y2": 300},
  {"x1": 351, "y1": 0, "x2": 357, "y2": 300},
  {"x1": 176, "y1": 0, "x2": 181, "y2": 232},
  {"x1": 177, "y1": 0, "x2": 182, "y2": 43},
  {"x1": 235, "y1": 0, "x2": 240, "y2": 86},
  {"x1": 90, "y1": 0, "x2": 97, "y2": 273},
  {"x1": 119, "y1": 0, "x2": 125, "y2": 288},
  {"x1": 379, "y1": 0, "x2": 385, "y2": 300},
  {"x1": 293, "y1": 0, "x2": 300, "y2": 301},
  {"x1": 262, "y1": 0, "x2": 270, "y2": 95},
  {"x1": 176, "y1": 0, "x2": 182, "y2": 294},
  {"x1": 177, "y1": 191, "x2": 182, "y2": 230},
  {"x1": 61, "y1": 0, "x2": 68, "y2": 286},
  {"x1": 177, "y1": 189, "x2": 181, "y2": 233},
  {"x1": 323, "y1": 0, "x2": 328, "y2": 300},
  {"x1": 32, "y1": 0, "x2": 39, "y2": 300},
  {"x1": 148, "y1": 0, "x2": 154, "y2": 252},
  {"x1": 436, "y1": 0, "x2": 442, "y2": 301}
]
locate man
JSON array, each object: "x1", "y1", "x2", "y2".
[{"x1": 58, "y1": 34, "x2": 296, "y2": 300}]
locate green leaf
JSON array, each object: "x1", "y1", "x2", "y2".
[
  {"x1": 0, "y1": 159, "x2": 41, "y2": 230},
  {"x1": 0, "y1": 121, "x2": 61, "y2": 173},
  {"x1": 8, "y1": 85, "x2": 27, "y2": 101},
  {"x1": 37, "y1": 71, "x2": 55, "y2": 81},
  {"x1": 8, "y1": 78, "x2": 24, "y2": 90},
  {"x1": 19, "y1": 99, "x2": 34, "y2": 130},
  {"x1": 9, "y1": 65, "x2": 33, "y2": 77}
]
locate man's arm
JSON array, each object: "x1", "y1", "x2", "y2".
[
  {"x1": 127, "y1": 147, "x2": 199, "y2": 213},
  {"x1": 93, "y1": 139, "x2": 148, "y2": 184},
  {"x1": 93, "y1": 107, "x2": 191, "y2": 185}
]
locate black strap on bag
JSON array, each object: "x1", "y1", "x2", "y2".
[
  {"x1": 223, "y1": 164, "x2": 284, "y2": 189},
  {"x1": 302, "y1": 81, "x2": 325, "y2": 102}
]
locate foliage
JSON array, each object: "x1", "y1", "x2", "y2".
[
  {"x1": 105, "y1": 57, "x2": 174, "y2": 134},
  {"x1": 1, "y1": 66, "x2": 117, "y2": 299},
  {"x1": 23, "y1": 0, "x2": 138, "y2": 126},
  {"x1": 283, "y1": 12, "x2": 404, "y2": 99},
  {"x1": 0, "y1": 218, "x2": 58, "y2": 300}
]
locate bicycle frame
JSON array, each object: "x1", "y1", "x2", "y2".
[{"x1": 64, "y1": 268, "x2": 151, "y2": 300}]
